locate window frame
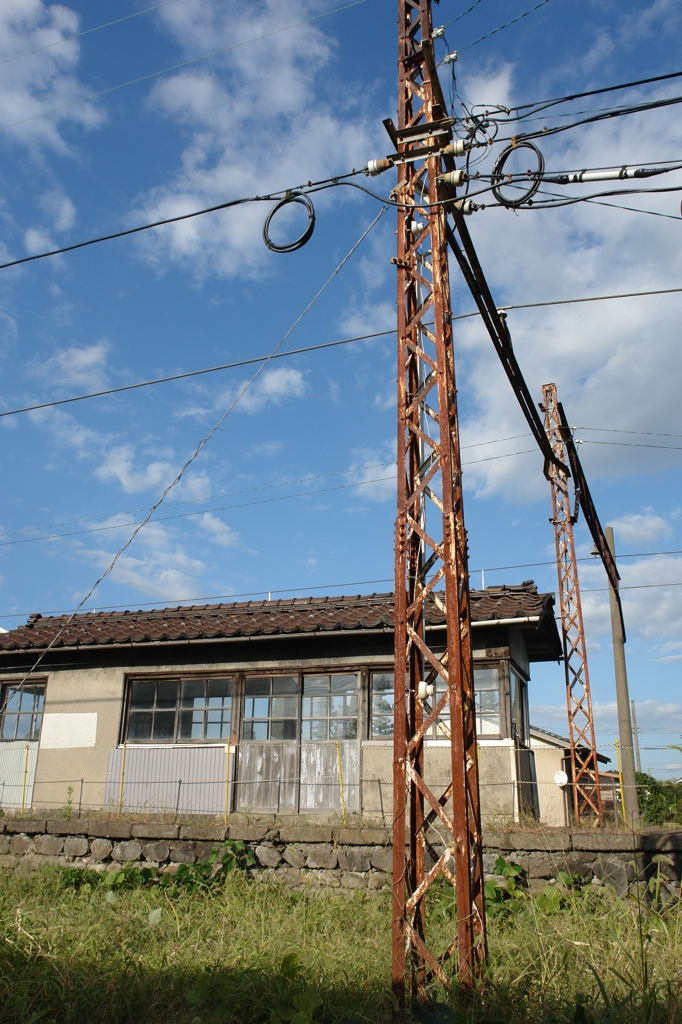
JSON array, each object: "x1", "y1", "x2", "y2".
[
  {"x1": 242, "y1": 674, "x2": 300, "y2": 741},
  {"x1": 122, "y1": 674, "x2": 236, "y2": 745},
  {"x1": 0, "y1": 680, "x2": 47, "y2": 742}
]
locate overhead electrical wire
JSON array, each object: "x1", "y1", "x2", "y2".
[
  {"x1": 456, "y1": 0, "x2": 552, "y2": 52},
  {"x1": 0, "y1": 0, "x2": 368, "y2": 134},
  {"x1": 0, "y1": 448, "x2": 539, "y2": 550},
  {"x1": 444, "y1": 0, "x2": 488, "y2": 28},
  {"x1": 509, "y1": 68, "x2": 682, "y2": 117},
  {"x1": 3, "y1": 548, "x2": 682, "y2": 621},
  {"x1": 0, "y1": 0, "x2": 187, "y2": 66},
  {"x1": 4, "y1": 285, "x2": 682, "y2": 421},
  {"x1": 2, "y1": 434, "x2": 533, "y2": 540}
]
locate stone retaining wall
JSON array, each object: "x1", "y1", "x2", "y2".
[{"x1": 1, "y1": 819, "x2": 681, "y2": 897}]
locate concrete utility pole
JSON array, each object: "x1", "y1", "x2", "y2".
[{"x1": 605, "y1": 526, "x2": 640, "y2": 830}]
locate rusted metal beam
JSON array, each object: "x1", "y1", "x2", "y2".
[
  {"x1": 542, "y1": 383, "x2": 604, "y2": 825},
  {"x1": 393, "y1": 0, "x2": 486, "y2": 1004}
]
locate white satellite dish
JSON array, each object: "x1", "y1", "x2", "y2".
[{"x1": 554, "y1": 770, "x2": 568, "y2": 787}]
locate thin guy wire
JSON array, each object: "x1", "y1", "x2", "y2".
[
  {"x1": 4, "y1": 286, "x2": 682, "y2": 421},
  {"x1": 444, "y1": 0, "x2": 488, "y2": 28},
  {"x1": 0, "y1": 0, "x2": 186, "y2": 66},
  {"x1": 0, "y1": 206, "x2": 385, "y2": 706},
  {"x1": 0, "y1": 0, "x2": 368, "y2": 134}
]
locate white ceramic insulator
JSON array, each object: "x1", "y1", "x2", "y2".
[
  {"x1": 443, "y1": 140, "x2": 469, "y2": 157},
  {"x1": 366, "y1": 158, "x2": 393, "y2": 177},
  {"x1": 454, "y1": 199, "x2": 477, "y2": 215},
  {"x1": 417, "y1": 681, "x2": 428, "y2": 701},
  {"x1": 441, "y1": 169, "x2": 467, "y2": 187}
]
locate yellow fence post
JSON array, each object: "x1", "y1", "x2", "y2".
[
  {"x1": 335, "y1": 740, "x2": 347, "y2": 826},
  {"x1": 19, "y1": 742, "x2": 30, "y2": 817},
  {"x1": 615, "y1": 739, "x2": 626, "y2": 827},
  {"x1": 224, "y1": 738, "x2": 231, "y2": 826},
  {"x1": 117, "y1": 741, "x2": 127, "y2": 821}
]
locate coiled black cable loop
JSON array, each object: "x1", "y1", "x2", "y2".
[
  {"x1": 263, "y1": 191, "x2": 316, "y2": 253},
  {"x1": 491, "y1": 140, "x2": 545, "y2": 208}
]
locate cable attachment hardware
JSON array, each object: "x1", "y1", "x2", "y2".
[
  {"x1": 453, "y1": 199, "x2": 479, "y2": 215},
  {"x1": 439, "y1": 168, "x2": 469, "y2": 187},
  {"x1": 262, "y1": 191, "x2": 316, "y2": 253},
  {"x1": 432, "y1": 26, "x2": 445, "y2": 39},
  {"x1": 443, "y1": 139, "x2": 471, "y2": 157},
  {"x1": 365, "y1": 157, "x2": 394, "y2": 177},
  {"x1": 443, "y1": 51, "x2": 458, "y2": 64}
]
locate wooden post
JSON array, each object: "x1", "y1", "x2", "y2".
[{"x1": 335, "y1": 740, "x2": 347, "y2": 825}]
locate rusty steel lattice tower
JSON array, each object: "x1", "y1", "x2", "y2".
[
  {"x1": 542, "y1": 383, "x2": 603, "y2": 823},
  {"x1": 392, "y1": 0, "x2": 487, "y2": 1001}
]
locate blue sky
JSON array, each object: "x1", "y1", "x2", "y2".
[{"x1": 1, "y1": 0, "x2": 681, "y2": 777}]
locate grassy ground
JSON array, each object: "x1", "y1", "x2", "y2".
[{"x1": 0, "y1": 865, "x2": 681, "y2": 1024}]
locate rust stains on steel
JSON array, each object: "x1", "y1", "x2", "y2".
[
  {"x1": 393, "y1": 0, "x2": 486, "y2": 1004},
  {"x1": 542, "y1": 383, "x2": 604, "y2": 825}
]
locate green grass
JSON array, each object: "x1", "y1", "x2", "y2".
[{"x1": 0, "y1": 865, "x2": 681, "y2": 1024}]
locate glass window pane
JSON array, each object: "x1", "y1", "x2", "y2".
[
  {"x1": 14, "y1": 714, "x2": 30, "y2": 740},
  {"x1": 244, "y1": 721, "x2": 268, "y2": 741},
  {"x1": 330, "y1": 674, "x2": 357, "y2": 694},
  {"x1": 372, "y1": 693, "x2": 394, "y2": 716},
  {"x1": 330, "y1": 694, "x2": 357, "y2": 717},
  {"x1": 5, "y1": 688, "x2": 21, "y2": 712},
  {"x1": 207, "y1": 678, "x2": 232, "y2": 699},
  {"x1": 302, "y1": 719, "x2": 327, "y2": 741},
  {"x1": 128, "y1": 711, "x2": 153, "y2": 740},
  {"x1": 373, "y1": 672, "x2": 393, "y2": 693},
  {"x1": 245, "y1": 696, "x2": 269, "y2": 719},
  {"x1": 303, "y1": 675, "x2": 328, "y2": 696},
  {"x1": 272, "y1": 676, "x2": 297, "y2": 694},
  {"x1": 130, "y1": 681, "x2": 155, "y2": 710},
  {"x1": 372, "y1": 716, "x2": 393, "y2": 738},
  {"x1": 271, "y1": 696, "x2": 297, "y2": 718},
  {"x1": 330, "y1": 719, "x2": 357, "y2": 740},
  {"x1": 245, "y1": 678, "x2": 270, "y2": 696},
  {"x1": 271, "y1": 719, "x2": 297, "y2": 740},
  {"x1": 156, "y1": 680, "x2": 177, "y2": 709},
  {"x1": 178, "y1": 710, "x2": 197, "y2": 739},
  {"x1": 181, "y1": 679, "x2": 205, "y2": 707},
  {"x1": 2, "y1": 715, "x2": 17, "y2": 739},
  {"x1": 153, "y1": 711, "x2": 176, "y2": 740},
  {"x1": 302, "y1": 695, "x2": 327, "y2": 718},
  {"x1": 474, "y1": 667, "x2": 499, "y2": 691},
  {"x1": 478, "y1": 690, "x2": 499, "y2": 713}
]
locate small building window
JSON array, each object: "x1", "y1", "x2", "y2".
[
  {"x1": 126, "y1": 678, "x2": 232, "y2": 742},
  {"x1": 243, "y1": 676, "x2": 298, "y2": 740},
  {"x1": 368, "y1": 666, "x2": 502, "y2": 739},
  {"x1": 1, "y1": 682, "x2": 45, "y2": 741},
  {"x1": 301, "y1": 674, "x2": 357, "y2": 740}
]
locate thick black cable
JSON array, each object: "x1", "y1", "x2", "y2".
[
  {"x1": 513, "y1": 92, "x2": 682, "y2": 144},
  {"x1": 510, "y1": 68, "x2": 682, "y2": 116}
]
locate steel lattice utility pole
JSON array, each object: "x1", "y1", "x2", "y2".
[
  {"x1": 392, "y1": 0, "x2": 486, "y2": 1002},
  {"x1": 542, "y1": 383, "x2": 603, "y2": 824}
]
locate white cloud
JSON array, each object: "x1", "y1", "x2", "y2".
[
  {"x1": 95, "y1": 445, "x2": 176, "y2": 494},
  {"x1": 198, "y1": 511, "x2": 239, "y2": 548},
  {"x1": 579, "y1": 553, "x2": 682, "y2": 645},
  {"x1": 530, "y1": 699, "x2": 682, "y2": 736},
  {"x1": 27, "y1": 405, "x2": 108, "y2": 458},
  {"x1": 234, "y1": 366, "x2": 307, "y2": 414},
  {"x1": 347, "y1": 443, "x2": 396, "y2": 503},
  {"x1": 0, "y1": 1, "x2": 104, "y2": 151},
  {"x1": 131, "y1": 0, "x2": 382, "y2": 279},
  {"x1": 23, "y1": 226, "x2": 53, "y2": 254},
  {"x1": 30, "y1": 340, "x2": 109, "y2": 391},
  {"x1": 38, "y1": 189, "x2": 75, "y2": 231},
  {"x1": 608, "y1": 510, "x2": 672, "y2": 547},
  {"x1": 77, "y1": 518, "x2": 208, "y2": 601}
]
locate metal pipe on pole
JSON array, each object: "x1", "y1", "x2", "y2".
[{"x1": 605, "y1": 527, "x2": 640, "y2": 831}]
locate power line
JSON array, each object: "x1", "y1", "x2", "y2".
[
  {"x1": 4, "y1": 285, "x2": 682, "y2": 421},
  {"x1": 0, "y1": 0, "x2": 368, "y2": 134},
  {"x1": 3, "y1": 547, "x2": 682, "y2": 621},
  {"x1": 576, "y1": 426, "x2": 682, "y2": 439},
  {"x1": 444, "y1": 0, "x2": 488, "y2": 28},
  {"x1": 0, "y1": 448, "x2": 538, "y2": 550},
  {"x1": 510, "y1": 68, "x2": 682, "y2": 116},
  {"x1": 458, "y1": 0, "x2": 552, "y2": 52},
  {"x1": 0, "y1": 0, "x2": 186, "y2": 66},
  {"x1": 1, "y1": 434, "x2": 533, "y2": 540},
  {"x1": 578, "y1": 439, "x2": 682, "y2": 452}
]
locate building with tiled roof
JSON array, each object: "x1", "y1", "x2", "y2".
[{"x1": 0, "y1": 583, "x2": 563, "y2": 824}]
